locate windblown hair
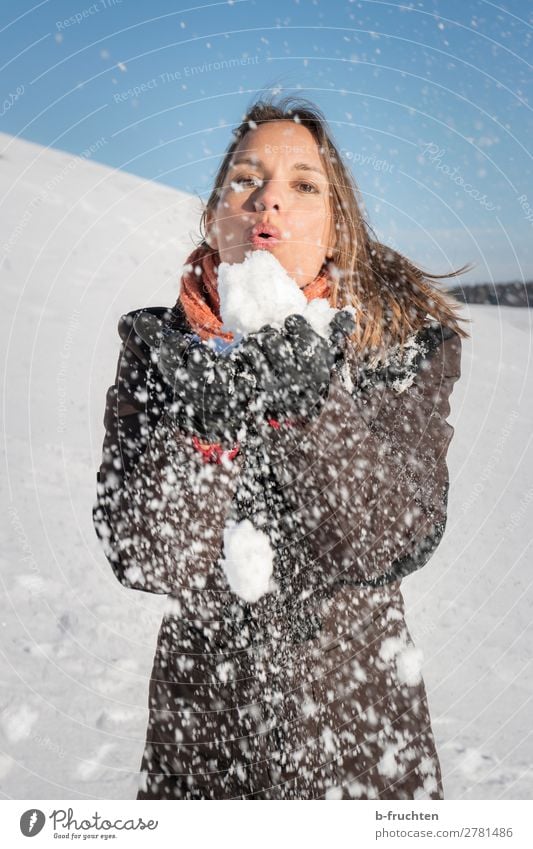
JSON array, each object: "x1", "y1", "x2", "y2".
[{"x1": 198, "y1": 93, "x2": 472, "y2": 356}]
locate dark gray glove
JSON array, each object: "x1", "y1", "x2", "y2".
[
  {"x1": 236, "y1": 310, "x2": 355, "y2": 421},
  {"x1": 133, "y1": 312, "x2": 255, "y2": 444}
]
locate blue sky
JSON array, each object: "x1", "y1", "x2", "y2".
[{"x1": 1, "y1": 0, "x2": 531, "y2": 283}]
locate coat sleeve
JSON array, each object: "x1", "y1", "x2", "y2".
[
  {"x1": 92, "y1": 310, "x2": 244, "y2": 595},
  {"x1": 263, "y1": 326, "x2": 462, "y2": 587}
]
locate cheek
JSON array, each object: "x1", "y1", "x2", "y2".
[
  {"x1": 215, "y1": 194, "x2": 250, "y2": 234},
  {"x1": 219, "y1": 189, "x2": 238, "y2": 209},
  {"x1": 288, "y1": 204, "x2": 331, "y2": 245}
]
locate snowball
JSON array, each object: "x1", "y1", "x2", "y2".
[
  {"x1": 396, "y1": 646, "x2": 424, "y2": 686},
  {"x1": 217, "y1": 249, "x2": 350, "y2": 340},
  {"x1": 220, "y1": 518, "x2": 275, "y2": 603}
]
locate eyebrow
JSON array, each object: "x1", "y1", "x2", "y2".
[{"x1": 230, "y1": 157, "x2": 326, "y2": 176}]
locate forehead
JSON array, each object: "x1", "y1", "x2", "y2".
[{"x1": 232, "y1": 120, "x2": 322, "y2": 164}]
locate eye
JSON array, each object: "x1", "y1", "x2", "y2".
[
  {"x1": 230, "y1": 174, "x2": 263, "y2": 190},
  {"x1": 296, "y1": 181, "x2": 319, "y2": 194}
]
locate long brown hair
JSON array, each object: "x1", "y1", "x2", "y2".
[{"x1": 198, "y1": 94, "x2": 472, "y2": 357}]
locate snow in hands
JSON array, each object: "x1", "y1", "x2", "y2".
[{"x1": 217, "y1": 249, "x2": 354, "y2": 340}]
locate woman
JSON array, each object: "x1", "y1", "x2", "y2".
[{"x1": 93, "y1": 95, "x2": 470, "y2": 800}]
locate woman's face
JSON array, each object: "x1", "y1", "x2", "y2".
[{"x1": 207, "y1": 120, "x2": 335, "y2": 288}]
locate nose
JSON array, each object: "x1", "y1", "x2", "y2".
[{"x1": 253, "y1": 181, "x2": 281, "y2": 212}]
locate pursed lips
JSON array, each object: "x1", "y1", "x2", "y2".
[{"x1": 249, "y1": 223, "x2": 281, "y2": 244}]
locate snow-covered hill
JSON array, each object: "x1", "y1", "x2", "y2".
[{"x1": 1, "y1": 132, "x2": 532, "y2": 800}]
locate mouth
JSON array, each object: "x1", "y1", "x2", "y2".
[{"x1": 248, "y1": 222, "x2": 281, "y2": 249}]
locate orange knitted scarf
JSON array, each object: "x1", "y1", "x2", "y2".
[{"x1": 177, "y1": 244, "x2": 331, "y2": 342}]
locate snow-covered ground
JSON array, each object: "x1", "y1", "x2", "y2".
[{"x1": 1, "y1": 132, "x2": 532, "y2": 800}]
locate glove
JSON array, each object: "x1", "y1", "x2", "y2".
[
  {"x1": 236, "y1": 309, "x2": 355, "y2": 421},
  {"x1": 133, "y1": 312, "x2": 255, "y2": 444}
]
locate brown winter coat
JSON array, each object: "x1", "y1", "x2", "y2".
[{"x1": 93, "y1": 301, "x2": 462, "y2": 800}]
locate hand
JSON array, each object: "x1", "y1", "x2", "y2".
[
  {"x1": 133, "y1": 312, "x2": 255, "y2": 444},
  {"x1": 236, "y1": 310, "x2": 355, "y2": 421}
]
